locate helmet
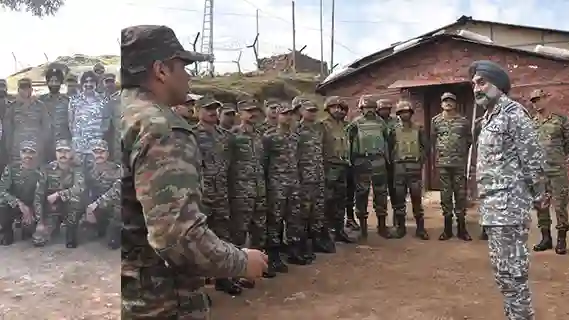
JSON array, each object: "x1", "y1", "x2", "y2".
[
  {"x1": 93, "y1": 62, "x2": 105, "y2": 74},
  {"x1": 377, "y1": 99, "x2": 393, "y2": 109},
  {"x1": 358, "y1": 94, "x2": 377, "y2": 109},
  {"x1": 395, "y1": 100, "x2": 413, "y2": 114},
  {"x1": 530, "y1": 89, "x2": 545, "y2": 101},
  {"x1": 323, "y1": 96, "x2": 347, "y2": 110}
]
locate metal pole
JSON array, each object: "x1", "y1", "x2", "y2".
[
  {"x1": 291, "y1": 0, "x2": 296, "y2": 73},
  {"x1": 319, "y1": 0, "x2": 325, "y2": 77},
  {"x1": 256, "y1": 9, "x2": 260, "y2": 54},
  {"x1": 330, "y1": 0, "x2": 335, "y2": 72}
]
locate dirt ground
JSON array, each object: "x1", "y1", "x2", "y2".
[{"x1": 1, "y1": 196, "x2": 568, "y2": 320}]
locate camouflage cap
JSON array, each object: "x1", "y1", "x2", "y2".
[
  {"x1": 186, "y1": 93, "x2": 200, "y2": 103},
  {"x1": 358, "y1": 94, "x2": 377, "y2": 108},
  {"x1": 277, "y1": 104, "x2": 294, "y2": 114},
  {"x1": 395, "y1": 100, "x2": 413, "y2": 114},
  {"x1": 530, "y1": 89, "x2": 546, "y2": 100},
  {"x1": 18, "y1": 78, "x2": 32, "y2": 87},
  {"x1": 220, "y1": 103, "x2": 237, "y2": 113},
  {"x1": 102, "y1": 73, "x2": 116, "y2": 81},
  {"x1": 237, "y1": 99, "x2": 260, "y2": 111},
  {"x1": 91, "y1": 139, "x2": 109, "y2": 151},
  {"x1": 55, "y1": 140, "x2": 72, "y2": 150},
  {"x1": 441, "y1": 92, "x2": 456, "y2": 101},
  {"x1": 197, "y1": 96, "x2": 222, "y2": 109},
  {"x1": 20, "y1": 140, "x2": 37, "y2": 152},
  {"x1": 323, "y1": 96, "x2": 347, "y2": 109},
  {"x1": 377, "y1": 99, "x2": 393, "y2": 109},
  {"x1": 291, "y1": 96, "x2": 309, "y2": 108},
  {"x1": 121, "y1": 25, "x2": 212, "y2": 74},
  {"x1": 300, "y1": 100, "x2": 318, "y2": 111}
]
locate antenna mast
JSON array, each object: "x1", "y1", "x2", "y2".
[{"x1": 200, "y1": 0, "x2": 215, "y2": 76}]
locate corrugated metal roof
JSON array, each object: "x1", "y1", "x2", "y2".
[{"x1": 388, "y1": 79, "x2": 470, "y2": 89}]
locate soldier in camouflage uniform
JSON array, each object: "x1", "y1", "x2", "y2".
[
  {"x1": 347, "y1": 95, "x2": 391, "y2": 240},
  {"x1": 377, "y1": 99, "x2": 399, "y2": 220},
  {"x1": 93, "y1": 63, "x2": 106, "y2": 94},
  {"x1": 100, "y1": 73, "x2": 118, "y2": 98},
  {"x1": 65, "y1": 74, "x2": 80, "y2": 97},
  {"x1": 431, "y1": 92, "x2": 472, "y2": 241},
  {"x1": 297, "y1": 99, "x2": 335, "y2": 259},
  {"x1": 84, "y1": 140, "x2": 121, "y2": 249},
  {"x1": 0, "y1": 79, "x2": 11, "y2": 171},
  {"x1": 321, "y1": 96, "x2": 353, "y2": 244},
  {"x1": 529, "y1": 89, "x2": 569, "y2": 255},
  {"x1": 172, "y1": 94, "x2": 198, "y2": 125},
  {"x1": 260, "y1": 100, "x2": 279, "y2": 133},
  {"x1": 230, "y1": 100, "x2": 276, "y2": 277},
  {"x1": 32, "y1": 140, "x2": 85, "y2": 248},
  {"x1": 39, "y1": 65, "x2": 71, "y2": 162},
  {"x1": 264, "y1": 104, "x2": 309, "y2": 266},
  {"x1": 291, "y1": 96, "x2": 305, "y2": 127},
  {"x1": 218, "y1": 103, "x2": 237, "y2": 130},
  {"x1": 390, "y1": 100, "x2": 429, "y2": 239},
  {"x1": 471, "y1": 60, "x2": 550, "y2": 320},
  {"x1": 194, "y1": 96, "x2": 243, "y2": 295},
  {"x1": 4, "y1": 78, "x2": 51, "y2": 164},
  {"x1": 0, "y1": 141, "x2": 43, "y2": 245},
  {"x1": 119, "y1": 25, "x2": 266, "y2": 319}
]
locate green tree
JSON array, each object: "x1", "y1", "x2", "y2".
[{"x1": 0, "y1": 0, "x2": 64, "y2": 17}]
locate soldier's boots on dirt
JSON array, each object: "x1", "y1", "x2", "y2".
[
  {"x1": 555, "y1": 229, "x2": 567, "y2": 255},
  {"x1": 66, "y1": 225, "x2": 78, "y2": 248},
  {"x1": 267, "y1": 247, "x2": 288, "y2": 275},
  {"x1": 287, "y1": 241, "x2": 310, "y2": 265},
  {"x1": 376, "y1": 216, "x2": 391, "y2": 239},
  {"x1": 236, "y1": 278, "x2": 256, "y2": 289},
  {"x1": 345, "y1": 217, "x2": 360, "y2": 231},
  {"x1": 0, "y1": 226, "x2": 14, "y2": 246},
  {"x1": 456, "y1": 217, "x2": 472, "y2": 241},
  {"x1": 215, "y1": 278, "x2": 243, "y2": 295},
  {"x1": 301, "y1": 236, "x2": 316, "y2": 263},
  {"x1": 479, "y1": 227, "x2": 488, "y2": 241},
  {"x1": 415, "y1": 217, "x2": 429, "y2": 240},
  {"x1": 390, "y1": 215, "x2": 406, "y2": 239},
  {"x1": 313, "y1": 229, "x2": 336, "y2": 253},
  {"x1": 335, "y1": 221, "x2": 355, "y2": 243},
  {"x1": 439, "y1": 216, "x2": 454, "y2": 240},
  {"x1": 533, "y1": 228, "x2": 553, "y2": 252}
]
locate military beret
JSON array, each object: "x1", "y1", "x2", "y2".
[
  {"x1": 20, "y1": 140, "x2": 37, "y2": 152},
  {"x1": 91, "y1": 139, "x2": 109, "y2": 151},
  {"x1": 468, "y1": 60, "x2": 511, "y2": 94},
  {"x1": 441, "y1": 92, "x2": 457, "y2": 101},
  {"x1": 55, "y1": 140, "x2": 72, "y2": 150}
]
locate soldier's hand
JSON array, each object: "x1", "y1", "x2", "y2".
[
  {"x1": 18, "y1": 202, "x2": 33, "y2": 225},
  {"x1": 243, "y1": 248, "x2": 268, "y2": 279},
  {"x1": 47, "y1": 192, "x2": 59, "y2": 204},
  {"x1": 534, "y1": 193, "x2": 551, "y2": 210}
]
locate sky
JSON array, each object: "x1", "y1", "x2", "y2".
[{"x1": 1, "y1": 0, "x2": 569, "y2": 78}]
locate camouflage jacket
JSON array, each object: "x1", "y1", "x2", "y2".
[
  {"x1": 86, "y1": 161, "x2": 122, "y2": 209},
  {"x1": 533, "y1": 113, "x2": 569, "y2": 174},
  {"x1": 37, "y1": 161, "x2": 85, "y2": 205},
  {"x1": 120, "y1": 89, "x2": 247, "y2": 289},
  {"x1": 3, "y1": 97, "x2": 51, "y2": 156},
  {"x1": 103, "y1": 92, "x2": 122, "y2": 162},
  {"x1": 430, "y1": 112, "x2": 472, "y2": 168},
  {"x1": 193, "y1": 122, "x2": 232, "y2": 179},
  {"x1": 229, "y1": 124, "x2": 266, "y2": 198},
  {"x1": 39, "y1": 93, "x2": 70, "y2": 141},
  {"x1": 263, "y1": 126, "x2": 300, "y2": 183},
  {"x1": 0, "y1": 164, "x2": 43, "y2": 219},
  {"x1": 297, "y1": 120, "x2": 325, "y2": 183},
  {"x1": 259, "y1": 120, "x2": 277, "y2": 135},
  {"x1": 477, "y1": 95, "x2": 548, "y2": 226},
  {"x1": 68, "y1": 92, "x2": 110, "y2": 154}
]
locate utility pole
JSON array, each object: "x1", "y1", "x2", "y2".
[
  {"x1": 200, "y1": 0, "x2": 215, "y2": 76},
  {"x1": 319, "y1": 0, "x2": 324, "y2": 77},
  {"x1": 255, "y1": 9, "x2": 260, "y2": 54},
  {"x1": 291, "y1": 0, "x2": 296, "y2": 73},
  {"x1": 330, "y1": 0, "x2": 335, "y2": 73}
]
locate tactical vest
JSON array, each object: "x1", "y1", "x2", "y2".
[
  {"x1": 326, "y1": 120, "x2": 349, "y2": 161},
  {"x1": 394, "y1": 126, "x2": 420, "y2": 161},
  {"x1": 355, "y1": 119, "x2": 385, "y2": 156}
]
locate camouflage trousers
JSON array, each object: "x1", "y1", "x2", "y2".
[
  {"x1": 202, "y1": 176, "x2": 231, "y2": 241},
  {"x1": 266, "y1": 181, "x2": 302, "y2": 246},
  {"x1": 353, "y1": 160, "x2": 388, "y2": 220},
  {"x1": 122, "y1": 267, "x2": 211, "y2": 319},
  {"x1": 392, "y1": 163, "x2": 424, "y2": 218},
  {"x1": 345, "y1": 166, "x2": 356, "y2": 220},
  {"x1": 0, "y1": 204, "x2": 35, "y2": 241},
  {"x1": 93, "y1": 205, "x2": 121, "y2": 244},
  {"x1": 536, "y1": 172, "x2": 569, "y2": 230},
  {"x1": 324, "y1": 163, "x2": 348, "y2": 228},
  {"x1": 32, "y1": 201, "x2": 82, "y2": 245},
  {"x1": 230, "y1": 195, "x2": 267, "y2": 248},
  {"x1": 486, "y1": 225, "x2": 534, "y2": 320},
  {"x1": 300, "y1": 182, "x2": 325, "y2": 234},
  {"x1": 438, "y1": 166, "x2": 467, "y2": 218}
]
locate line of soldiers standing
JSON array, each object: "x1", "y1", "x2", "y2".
[{"x1": 0, "y1": 62, "x2": 123, "y2": 250}]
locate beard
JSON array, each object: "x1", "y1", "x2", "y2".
[
  {"x1": 475, "y1": 84, "x2": 501, "y2": 109},
  {"x1": 48, "y1": 85, "x2": 61, "y2": 94}
]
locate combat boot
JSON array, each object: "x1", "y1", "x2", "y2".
[
  {"x1": 456, "y1": 216, "x2": 472, "y2": 241},
  {"x1": 479, "y1": 227, "x2": 488, "y2": 240},
  {"x1": 415, "y1": 216, "x2": 429, "y2": 240},
  {"x1": 554, "y1": 229, "x2": 567, "y2": 255},
  {"x1": 335, "y1": 221, "x2": 355, "y2": 243},
  {"x1": 533, "y1": 228, "x2": 553, "y2": 251},
  {"x1": 267, "y1": 247, "x2": 288, "y2": 274},
  {"x1": 65, "y1": 224, "x2": 78, "y2": 248},
  {"x1": 0, "y1": 226, "x2": 14, "y2": 246},
  {"x1": 301, "y1": 236, "x2": 316, "y2": 263},
  {"x1": 313, "y1": 228, "x2": 336, "y2": 253},
  {"x1": 390, "y1": 215, "x2": 407, "y2": 239},
  {"x1": 215, "y1": 278, "x2": 242, "y2": 296},
  {"x1": 376, "y1": 216, "x2": 391, "y2": 239},
  {"x1": 21, "y1": 225, "x2": 33, "y2": 241},
  {"x1": 287, "y1": 241, "x2": 310, "y2": 265},
  {"x1": 236, "y1": 277, "x2": 255, "y2": 289},
  {"x1": 438, "y1": 216, "x2": 453, "y2": 240}
]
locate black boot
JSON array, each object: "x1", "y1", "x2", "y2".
[
  {"x1": 533, "y1": 228, "x2": 553, "y2": 252},
  {"x1": 390, "y1": 215, "x2": 407, "y2": 239},
  {"x1": 267, "y1": 247, "x2": 288, "y2": 274},
  {"x1": 301, "y1": 235, "x2": 315, "y2": 263},
  {"x1": 215, "y1": 278, "x2": 242, "y2": 295},
  {"x1": 438, "y1": 216, "x2": 453, "y2": 240},
  {"x1": 415, "y1": 216, "x2": 429, "y2": 240},
  {"x1": 335, "y1": 222, "x2": 355, "y2": 243},
  {"x1": 262, "y1": 247, "x2": 277, "y2": 278},
  {"x1": 287, "y1": 241, "x2": 310, "y2": 265},
  {"x1": 0, "y1": 225, "x2": 14, "y2": 246},
  {"x1": 236, "y1": 277, "x2": 256, "y2": 289},
  {"x1": 456, "y1": 217, "x2": 472, "y2": 241},
  {"x1": 554, "y1": 229, "x2": 566, "y2": 255},
  {"x1": 376, "y1": 216, "x2": 391, "y2": 239},
  {"x1": 65, "y1": 224, "x2": 78, "y2": 248},
  {"x1": 345, "y1": 217, "x2": 360, "y2": 231},
  {"x1": 313, "y1": 228, "x2": 336, "y2": 253},
  {"x1": 479, "y1": 227, "x2": 488, "y2": 240}
]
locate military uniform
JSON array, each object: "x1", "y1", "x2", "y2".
[
  {"x1": 0, "y1": 141, "x2": 43, "y2": 245},
  {"x1": 390, "y1": 101, "x2": 429, "y2": 239},
  {"x1": 4, "y1": 78, "x2": 52, "y2": 164},
  {"x1": 431, "y1": 92, "x2": 472, "y2": 240},
  {"x1": 347, "y1": 95, "x2": 391, "y2": 239},
  {"x1": 39, "y1": 66, "x2": 71, "y2": 145},
  {"x1": 377, "y1": 99, "x2": 399, "y2": 216},
  {"x1": 32, "y1": 140, "x2": 85, "y2": 248},
  {"x1": 120, "y1": 25, "x2": 247, "y2": 319},
  {"x1": 218, "y1": 103, "x2": 236, "y2": 131},
  {"x1": 0, "y1": 79, "x2": 12, "y2": 171},
  {"x1": 84, "y1": 140, "x2": 121, "y2": 249},
  {"x1": 297, "y1": 100, "x2": 335, "y2": 256},
  {"x1": 530, "y1": 89, "x2": 569, "y2": 254},
  {"x1": 321, "y1": 96, "x2": 353, "y2": 243},
  {"x1": 264, "y1": 104, "x2": 308, "y2": 265},
  {"x1": 260, "y1": 101, "x2": 279, "y2": 134}
]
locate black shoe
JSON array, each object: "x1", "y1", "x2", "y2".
[
  {"x1": 456, "y1": 217, "x2": 472, "y2": 241},
  {"x1": 414, "y1": 217, "x2": 429, "y2": 240},
  {"x1": 65, "y1": 225, "x2": 78, "y2": 248},
  {"x1": 438, "y1": 216, "x2": 454, "y2": 240},
  {"x1": 236, "y1": 278, "x2": 255, "y2": 289},
  {"x1": 345, "y1": 218, "x2": 360, "y2": 231},
  {"x1": 267, "y1": 247, "x2": 288, "y2": 274},
  {"x1": 215, "y1": 278, "x2": 242, "y2": 295},
  {"x1": 390, "y1": 215, "x2": 407, "y2": 239},
  {"x1": 287, "y1": 242, "x2": 310, "y2": 265},
  {"x1": 533, "y1": 228, "x2": 553, "y2": 252},
  {"x1": 376, "y1": 216, "x2": 391, "y2": 239},
  {"x1": 335, "y1": 226, "x2": 355, "y2": 243},
  {"x1": 554, "y1": 229, "x2": 567, "y2": 255},
  {"x1": 313, "y1": 229, "x2": 336, "y2": 253}
]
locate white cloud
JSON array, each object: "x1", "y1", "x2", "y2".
[{"x1": 0, "y1": 0, "x2": 567, "y2": 78}]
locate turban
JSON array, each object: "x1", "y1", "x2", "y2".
[{"x1": 468, "y1": 60, "x2": 511, "y2": 94}]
